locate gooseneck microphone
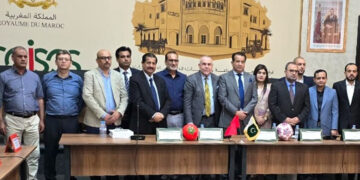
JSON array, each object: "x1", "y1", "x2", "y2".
[{"x1": 131, "y1": 104, "x2": 145, "y2": 140}]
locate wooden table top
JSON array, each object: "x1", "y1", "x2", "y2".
[
  {"x1": 59, "y1": 133, "x2": 234, "y2": 146},
  {"x1": 59, "y1": 134, "x2": 360, "y2": 146},
  {"x1": 0, "y1": 146, "x2": 35, "y2": 179},
  {"x1": 229, "y1": 136, "x2": 360, "y2": 146}
]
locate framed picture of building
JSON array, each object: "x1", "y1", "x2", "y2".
[{"x1": 306, "y1": 0, "x2": 348, "y2": 52}]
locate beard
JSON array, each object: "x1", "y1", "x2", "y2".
[{"x1": 346, "y1": 76, "x2": 356, "y2": 82}]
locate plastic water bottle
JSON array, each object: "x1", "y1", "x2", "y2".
[
  {"x1": 352, "y1": 125, "x2": 356, "y2": 129},
  {"x1": 200, "y1": 124, "x2": 205, "y2": 128},
  {"x1": 272, "y1": 123, "x2": 277, "y2": 129},
  {"x1": 294, "y1": 125, "x2": 299, "y2": 140},
  {"x1": 99, "y1": 120, "x2": 107, "y2": 138}
]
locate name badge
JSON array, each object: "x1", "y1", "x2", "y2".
[
  {"x1": 198, "y1": 128, "x2": 223, "y2": 141},
  {"x1": 300, "y1": 129, "x2": 322, "y2": 141},
  {"x1": 156, "y1": 128, "x2": 183, "y2": 142},
  {"x1": 342, "y1": 129, "x2": 360, "y2": 141},
  {"x1": 255, "y1": 129, "x2": 277, "y2": 142}
]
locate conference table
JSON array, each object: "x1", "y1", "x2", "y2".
[
  {"x1": 0, "y1": 146, "x2": 35, "y2": 180},
  {"x1": 59, "y1": 134, "x2": 236, "y2": 179},
  {"x1": 230, "y1": 136, "x2": 360, "y2": 180},
  {"x1": 59, "y1": 134, "x2": 360, "y2": 180}
]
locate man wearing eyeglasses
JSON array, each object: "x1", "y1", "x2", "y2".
[
  {"x1": 114, "y1": 46, "x2": 140, "y2": 129},
  {"x1": 42, "y1": 50, "x2": 83, "y2": 180},
  {"x1": 82, "y1": 49, "x2": 128, "y2": 180},
  {"x1": 269, "y1": 62, "x2": 310, "y2": 128},
  {"x1": 268, "y1": 62, "x2": 310, "y2": 180}
]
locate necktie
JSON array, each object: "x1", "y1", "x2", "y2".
[
  {"x1": 289, "y1": 84, "x2": 295, "y2": 104},
  {"x1": 237, "y1": 73, "x2": 244, "y2": 109},
  {"x1": 204, "y1": 77, "x2": 211, "y2": 117},
  {"x1": 123, "y1": 71, "x2": 129, "y2": 92},
  {"x1": 149, "y1": 78, "x2": 160, "y2": 111}
]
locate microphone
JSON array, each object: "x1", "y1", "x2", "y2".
[{"x1": 131, "y1": 103, "x2": 145, "y2": 140}]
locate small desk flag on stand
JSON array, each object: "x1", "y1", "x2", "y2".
[
  {"x1": 224, "y1": 115, "x2": 240, "y2": 137},
  {"x1": 244, "y1": 117, "x2": 260, "y2": 141}
]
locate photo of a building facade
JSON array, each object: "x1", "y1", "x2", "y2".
[{"x1": 132, "y1": 0, "x2": 271, "y2": 59}]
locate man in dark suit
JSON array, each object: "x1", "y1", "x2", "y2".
[
  {"x1": 269, "y1": 62, "x2": 310, "y2": 180},
  {"x1": 269, "y1": 62, "x2": 310, "y2": 128},
  {"x1": 184, "y1": 56, "x2": 219, "y2": 127},
  {"x1": 114, "y1": 46, "x2": 140, "y2": 129},
  {"x1": 333, "y1": 63, "x2": 360, "y2": 133},
  {"x1": 218, "y1": 52, "x2": 257, "y2": 133},
  {"x1": 129, "y1": 53, "x2": 171, "y2": 134},
  {"x1": 333, "y1": 63, "x2": 360, "y2": 180}
]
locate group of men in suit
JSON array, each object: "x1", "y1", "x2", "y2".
[
  {"x1": 80, "y1": 48, "x2": 360, "y2": 140},
  {"x1": 81, "y1": 50, "x2": 360, "y2": 180},
  {"x1": 2, "y1": 45, "x2": 360, "y2": 180}
]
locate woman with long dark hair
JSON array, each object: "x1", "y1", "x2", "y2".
[{"x1": 253, "y1": 64, "x2": 272, "y2": 129}]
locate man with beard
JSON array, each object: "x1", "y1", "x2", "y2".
[
  {"x1": 333, "y1": 63, "x2": 360, "y2": 180},
  {"x1": 333, "y1": 63, "x2": 360, "y2": 133},
  {"x1": 294, "y1": 56, "x2": 314, "y2": 87},
  {"x1": 269, "y1": 62, "x2": 310, "y2": 128},
  {"x1": 82, "y1": 49, "x2": 128, "y2": 180},
  {"x1": 156, "y1": 51, "x2": 186, "y2": 128}
]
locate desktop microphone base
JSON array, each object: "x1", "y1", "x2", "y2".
[{"x1": 131, "y1": 135, "x2": 146, "y2": 140}]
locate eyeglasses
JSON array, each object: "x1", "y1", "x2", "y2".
[
  {"x1": 98, "y1": 56, "x2": 112, "y2": 60},
  {"x1": 57, "y1": 58, "x2": 71, "y2": 62},
  {"x1": 288, "y1": 69, "x2": 298, "y2": 73},
  {"x1": 167, "y1": 59, "x2": 179, "y2": 63},
  {"x1": 120, "y1": 55, "x2": 131, "y2": 58}
]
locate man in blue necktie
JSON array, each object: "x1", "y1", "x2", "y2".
[
  {"x1": 218, "y1": 52, "x2": 258, "y2": 133},
  {"x1": 129, "y1": 53, "x2": 171, "y2": 135}
]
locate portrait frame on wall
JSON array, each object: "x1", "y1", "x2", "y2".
[{"x1": 306, "y1": 0, "x2": 348, "y2": 52}]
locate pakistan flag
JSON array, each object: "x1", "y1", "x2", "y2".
[{"x1": 243, "y1": 117, "x2": 260, "y2": 141}]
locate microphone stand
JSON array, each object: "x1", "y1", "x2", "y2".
[{"x1": 131, "y1": 104, "x2": 145, "y2": 140}]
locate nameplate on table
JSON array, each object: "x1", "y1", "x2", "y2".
[
  {"x1": 156, "y1": 128, "x2": 183, "y2": 142},
  {"x1": 198, "y1": 128, "x2": 223, "y2": 141},
  {"x1": 342, "y1": 129, "x2": 360, "y2": 141},
  {"x1": 255, "y1": 129, "x2": 277, "y2": 142},
  {"x1": 300, "y1": 129, "x2": 322, "y2": 141}
]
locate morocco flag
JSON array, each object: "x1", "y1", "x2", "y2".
[{"x1": 224, "y1": 115, "x2": 240, "y2": 137}]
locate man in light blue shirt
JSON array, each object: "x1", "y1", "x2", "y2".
[{"x1": 42, "y1": 50, "x2": 83, "y2": 180}]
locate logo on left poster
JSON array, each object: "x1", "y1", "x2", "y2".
[{"x1": 9, "y1": 0, "x2": 57, "y2": 9}]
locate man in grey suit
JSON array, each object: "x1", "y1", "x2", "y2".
[
  {"x1": 184, "y1": 56, "x2": 219, "y2": 127},
  {"x1": 218, "y1": 52, "x2": 257, "y2": 132}
]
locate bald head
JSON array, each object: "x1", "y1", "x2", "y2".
[
  {"x1": 96, "y1": 49, "x2": 112, "y2": 71},
  {"x1": 198, "y1": 56, "x2": 213, "y2": 77}
]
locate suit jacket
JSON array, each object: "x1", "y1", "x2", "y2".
[
  {"x1": 129, "y1": 71, "x2": 171, "y2": 134},
  {"x1": 114, "y1": 67, "x2": 141, "y2": 75},
  {"x1": 333, "y1": 80, "x2": 360, "y2": 133},
  {"x1": 114, "y1": 67, "x2": 141, "y2": 129},
  {"x1": 183, "y1": 71, "x2": 220, "y2": 126},
  {"x1": 268, "y1": 79, "x2": 310, "y2": 127},
  {"x1": 303, "y1": 75, "x2": 315, "y2": 87},
  {"x1": 218, "y1": 71, "x2": 257, "y2": 129},
  {"x1": 82, "y1": 68, "x2": 128, "y2": 127},
  {"x1": 306, "y1": 86, "x2": 338, "y2": 136}
]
